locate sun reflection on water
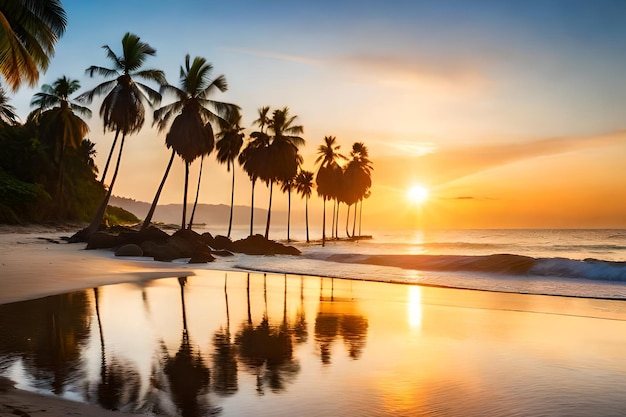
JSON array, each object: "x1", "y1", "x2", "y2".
[{"x1": 408, "y1": 285, "x2": 423, "y2": 330}]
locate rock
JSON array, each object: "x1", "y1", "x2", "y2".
[
  {"x1": 188, "y1": 253, "x2": 215, "y2": 263},
  {"x1": 200, "y1": 232, "x2": 215, "y2": 247},
  {"x1": 86, "y1": 231, "x2": 120, "y2": 249},
  {"x1": 115, "y1": 244, "x2": 143, "y2": 257},
  {"x1": 118, "y1": 226, "x2": 171, "y2": 246},
  {"x1": 211, "y1": 235, "x2": 233, "y2": 250},
  {"x1": 231, "y1": 234, "x2": 301, "y2": 255}
]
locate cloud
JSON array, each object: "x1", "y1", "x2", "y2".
[
  {"x1": 375, "y1": 130, "x2": 626, "y2": 186},
  {"x1": 228, "y1": 47, "x2": 320, "y2": 66},
  {"x1": 333, "y1": 53, "x2": 489, "y2": 95}
]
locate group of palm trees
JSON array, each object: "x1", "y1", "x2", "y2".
[{"x1": 0, "y1": 2, "x2": 373, "y2": 244}]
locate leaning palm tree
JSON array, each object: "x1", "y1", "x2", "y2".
[
  {"x1": 215, "y1": 110, "x2": 244, "y2": 237},
  {"x1": 31, "y1": 76, "x2": 91, "y2": 199},
  {"x1": 151, "y1": 54, "x2": 238, "y2": 230},
  {"x1": 295, "y1": 170, "x2": 314, "y2": 243},
  {"x1": 0, "y1": 0, "x2": 66, "y2": 91},
  {"x1": 263, "y1": 107, "x2": 305, "y2": 239},
  {"x1": 315, "y1": 136, "x2": 345, "y2": 246},
  {"x1": 0, "y1": 86, "x2": 20, "y2": 126},
  {"x1": 72, "y1": 33, "x2": 164, "y2": 240}
]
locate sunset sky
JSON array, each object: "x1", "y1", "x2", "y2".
[{"x1": 9, "y1": 0, "x2": 626, "y2": 230}]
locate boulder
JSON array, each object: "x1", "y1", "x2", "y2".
[
  {"x1": 115, "y1": 244, "x2": 143, "y2": 257},
  {"x1": 188, "y1": 253, "x2": 215, "y2": 263},
  {"x1": 86, "y1": 231, "x2": 120, "y2": 249},
  {"x1": 231, "y1": 234, "x2": 301, "y2": 255},
  {"x1": 211, "y1": 235, "x2": 234, "y2": 250},
  {"x1": 212, "y1": 249, "x2": 234, "y2": 257}
]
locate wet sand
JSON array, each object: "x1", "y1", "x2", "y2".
[
  {"x1": 2, "y1": 228, "x2": 626, "y2": 416},
  {"x1": 0, "y1": 229, "x2": 192, "y2": 417}
]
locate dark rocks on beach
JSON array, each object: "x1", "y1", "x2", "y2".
[
  {"x1": 231, "y1": 234, "x2": 301, "y2": 256},
  {"x1": 79, "y1": 225, "x2": 300, "y2": 262},
  {"x1": 115, "y1": 244, "x2": 143, "y2": 257},
  {"x1": 86, "y1": 231, "x2": 120, "y2": 249}
]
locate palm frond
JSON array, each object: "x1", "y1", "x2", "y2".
[
  {"x1": 75, "y1": 79, "x2": 117, "y2": 104},
  {"x1": 85, "y1": 65, "x2": 119, "y2": 79}
]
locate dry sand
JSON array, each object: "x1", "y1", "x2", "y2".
[{"x1": 0, "y1": 226, "x2": 195, "y2": 416}]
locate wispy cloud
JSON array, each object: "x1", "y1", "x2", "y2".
[
  {"x1": 376, "y1": 130, "x2": 626, "y2": 186},
  {"x1": 333, "y1": 53, "x2": 489, "y2": 95},
  {"x1": 228, "y1": 47, "x2": 320, "y2": 65}
]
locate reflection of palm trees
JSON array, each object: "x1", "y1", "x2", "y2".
[
  {"x1": 315, "y1": 278, "x2": 369, "y2": 364},
  {"x1": 93, "y1": 287, "x2": 141, "y2": 410},
  {"x1": 236, "y1": 273, "x2": 300, "y2": 394},
  {"x1": 212, "y1": 274, "x2": 238, "y2": 396},
  {"x1": 164, "y1": 277, "x2": 212, "y2": 417},
  {"x1": 292, "y1": 276, "x2": 308, "y2": 344}
]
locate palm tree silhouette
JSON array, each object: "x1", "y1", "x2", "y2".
[
  {"x1": 238, "y1": 107, "x2": 271, "y2": 236},
  {"x1": 0, "y1": 0, "x2": 66, "y2": 91},
  {"x1": 76, "y1": 33, "x2": 164, "y2": 239},
  {"x1": 315, "y1": 136, "x2": 345, "y2": 246},
  {"x1": 280, "y1": 176, "x2": 296, "y2": 242},
  {"x1": 215, "y1": 110, "x2": 244, "y2": 237},
  {"x1": 345, "y1": 142, "x2": 372, "y2": 237},
  {"x1": 0, "y1": 87, "x2": 20, "y2": 126},
  {"x1": 30, "y1": 76, "x2": 91, "y2": 200},
  {"x1": 152, "y1": 54, "x2": 238, "y2": 230},
  {"x1": 263, "y1": 107, "x2": 304, "y2": 239},
  {"x1": 294, "y1": 170, "x2": 314, "y2": 242}
]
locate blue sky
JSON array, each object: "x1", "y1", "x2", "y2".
[{"x1": 8, "y1": 0, "x2": 626, "y2": 228}]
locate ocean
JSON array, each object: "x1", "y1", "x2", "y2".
[{"x1": 195, "y1": 228, "x2": 626, "y2": 300}]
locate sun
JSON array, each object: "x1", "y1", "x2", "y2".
[{"x1": 407, "y1": 185, "x2": 430, "y2": 205}]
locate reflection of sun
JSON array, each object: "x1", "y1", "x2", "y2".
[{"x1": 407, "y1": 185, "x2": 429, "y2": 205}]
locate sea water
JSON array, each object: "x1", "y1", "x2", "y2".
[{"x1": 195, "y1": 228, "x2": 626, "y2": 300}]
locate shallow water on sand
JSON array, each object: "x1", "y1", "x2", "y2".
[{"x1": 2, "y1": 270, "x2": 626, "y2": 416}]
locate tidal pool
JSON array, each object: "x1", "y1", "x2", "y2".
[{"x1": 1, "y1": 270, "x2": 626, "y2": 416}]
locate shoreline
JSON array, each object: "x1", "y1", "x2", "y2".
[{"x1": 2, "y1": 227, "x2": 626, "y2": 416}]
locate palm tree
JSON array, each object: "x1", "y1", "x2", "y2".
[
  {"x1": 0, "y1": 86, "x2": 19, "y2": 126},
  {"x1": 280, "y1": 176, "x2": 296, "y2": 242},
  {"x1": 238, "y1": 131, "x2": 268, "y2": 236},
  {"x1": 153, "y1": 54, "x2": 238, "y2": 230},
  {"x1": 74, "y1": 33, "x2": 164, "y2": 240},
  {"x1": 0, "y1": 0, "x2": 66, "y2": 91},
  {"x1": 263, "y1": 107, "x2": 304, "y2": 239},
  {"x1": 238, "y1": 106, "x2": 272, "y2": 236},
  {"x1": 215, "y1": 110, "x2": 244, "y2": 237},
  {"x1": 295, "y1": 170, "x2": 314, "y2": 242},
  {"x1": 315, "y1": 136, "x2": 345, "y2": 246},
  {"x1": 31, "y1": 76, "x2": 91, "y2": 198},
  {"x1": 344, "y1": 142, "x2": 372, "y2": 237}
]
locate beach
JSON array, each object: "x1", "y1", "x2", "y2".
[{"x1": 1, "y1": 228, "x2": 626, "y2": 416}]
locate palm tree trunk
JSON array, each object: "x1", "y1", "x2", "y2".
[
  {"x1": 188, "y1": 155, "x2": 204, "y2": 230},
  {"x1": 249, "y1": 179, "x2": 256, "y2": 236},
  {"x1": 182, "y1": 162, "x2": 189, "y2": 230},
  {"x1": 352, "y1": 203, "x2": 357, "y2": 238},
  {"x1": 264, "y1": 180, "x2": 273, "y2": 239},
  {"x1": 345, "y1": 204, "x2": 351, "y2": 238},
  {"x1": 287, "y1": 188, "x2": 291, "y2": 242},
  {"x1": 359, "y1": 198, "x2": 363, "y2": 237},
  {"x1": 322, "y1": 197, "x2": 326, "y2": 247},
  {"x1": 82, "y1": 133, "x2": 126, "y2": 237},
  {"x1": 99, "y1": 130, "x2": 120, "y2": 184},
  {"x1": 335, "y1": 201, "x2": 340, "y2": 238},
  {"x1": 227, "y1": 160, "x2": 235, "y2": 238},
  {"x1": 141, "y1": 149, "x2": 175, "y2": 230},
  {"x1": 305, "y1": 195, "x2": 309, "y2": 243},
  {"x1": 331, "y1": 200, "x2": 336, "y2": 239}
]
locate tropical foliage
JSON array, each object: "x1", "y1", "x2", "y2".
[
  {"x1": 0, "y1": 15, "x2": 375, "y2": 242},
  {"x1": 149, "y1": 54, "x2": 239, "y2": 230},
  {"x1": 0, "y1": 0, "x2": 67, "y2": 91}
]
